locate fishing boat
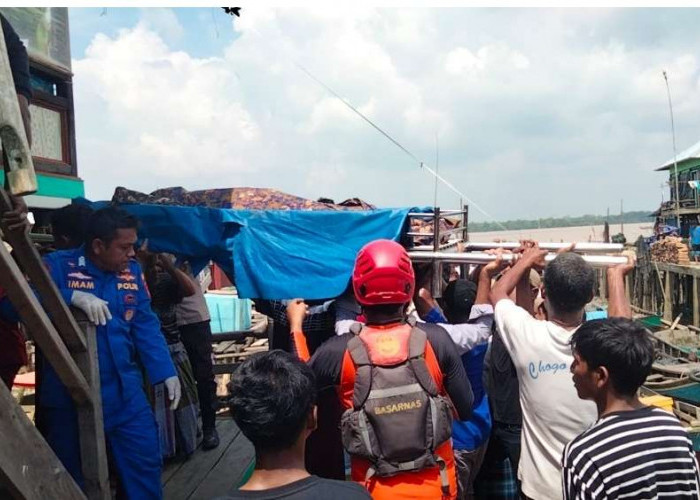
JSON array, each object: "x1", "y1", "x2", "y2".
[{"x1": 641, "y1": 317, "x2": 700, "y2": 404}]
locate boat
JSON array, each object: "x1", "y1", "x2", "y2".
[
  {"x1": 640, "y1": 318, "x2": 700, "y2": 404},
  {"x1": 640, "y1": 385, "x2": 700, "y2": 452}
]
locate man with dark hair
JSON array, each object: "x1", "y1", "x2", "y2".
[
  {"x1": 441, "y1": 279, "x2": 492, "y2": 500},
  {"x1": 563, "y1": 318, "x2": 700, "y2": 499},
  {"x1": 224, "y1": 350, "x2": 370, "y2": 499},
  {"x1": 489, "y1": 244, "x2": 633, "y2": 500},
  {"x1": 38, "y1": 206, "x2": 180, "y2": 499},
  {"x1": 50, "y1": 203, "x2": 94, "y2": 250},
  {"x1": 33, "y1": 203, "x2": 94, "y2": 445},
  {"x1": 542, "y1": 252, "x2": 596, "y2": 316},
  {"x1": 298, "y1": 239, "x2": 473, "y2": 499}
]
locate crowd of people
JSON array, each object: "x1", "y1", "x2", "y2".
[
  {"x1": 2, "y1": 201, "x2": 700, "y2": 499},
  {"x1": 228, "y1": 239, "x2": 700, "y2": 500},
  {"x1": 1, "y1": 9, "x2": 698, "y2": 500},
  {"x1": 0, "y1": 205, "x2": 220, "y2": 499}
]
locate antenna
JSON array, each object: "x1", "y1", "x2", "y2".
[
  {"x1": 434, "y1": 133, "x2": 439, "y2": 209},
  {"x1": 663, "y1": 70, "x2": 682, "y2": 228}
]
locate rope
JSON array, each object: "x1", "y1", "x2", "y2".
[{"x1": 294, "y1": 60, "x2": 507, "y2": 230}]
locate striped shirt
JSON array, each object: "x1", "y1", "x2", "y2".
[{"x1": 562, "y1": 406, "x2": 700, "y2": 499}]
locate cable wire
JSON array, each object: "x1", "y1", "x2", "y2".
[{"x1": 238, "y1": 19, "x2": 507, "y2": 229}]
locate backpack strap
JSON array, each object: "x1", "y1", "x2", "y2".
[
  {"x1": 349, "y1": 321, "x2": 363, "y2": 335},
  {"x1": 338, "y1": 349, "x2": 356, "y2": 410},
  {"x1": 347, "y1": 334, "x2": 372, "y2": 410},
  {"x1": 434, "y1": 455, "x2": 451, "y2": 499},
  {"x1": 407, "y1": 326, "x2": 440, "y2": 397}
]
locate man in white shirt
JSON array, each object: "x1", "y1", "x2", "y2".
[{"x1": 489, "y1": 244, "x2": 631, "y2": 500}]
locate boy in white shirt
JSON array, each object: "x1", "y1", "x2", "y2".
[{"x1": 489, "y1": 244, "x2": 632, "y2": 500}]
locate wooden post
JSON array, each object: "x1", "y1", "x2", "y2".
[
  {"x1": 0, "y1": 240, "x2": 90, "y2": 405},
  {"x1": 73, "y1": 314, "x2": 110, "y2": 500},
  {"x1": 664, "y1": 271, "x2": 674, "y2": 322},
  {"x1": 0, "y1": 378, "x2": 85, "y2": 500},
  {"x1": 0, "y1": 21, "x2": 36, "y2": 195},
  {"x1": 694, "y1": 277, "x2": 700, "y2": 328},
  {"x1": 463, "y1": 204, "x2": 469, "y2": 242}
]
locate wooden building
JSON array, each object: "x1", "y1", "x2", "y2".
[
  {"x1": 0, "y1": 7, "x2": 81, "y2": 229},
  {"x1": 655, "y1": 138, "x2": 700, "y2": 237}
]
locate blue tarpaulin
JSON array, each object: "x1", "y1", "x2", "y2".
[{"x1": 81, "y1": 200, "x2": 417, "y2": 300}]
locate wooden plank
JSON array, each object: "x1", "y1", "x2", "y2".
[
  {"x1": 0, "y1": 189, "x2": 86, "y2": 352},
  {"x1": 162, "y1": 418, "x2": 239, "y2": 500},
  {"x1": 664, "y1": 271, "x2": 674, "y2": 322},
  {"x1": 654, "y1": 261, "x2": 700, "y2": 278},
  {"x1": 187, "y1": 429, "x2": 254, "y2": 499},
  {"x1": 73, "y1": 316, "x2": 110, "y2": 500},
  {"x1": 0, "y1": 240, "x2": 90, "y2": 405},
  {"x1": 0, "y1": 374, "x2": 85, "y2": 500},
  {"x1": 213, "y1": 340, "x2": 236, "y2": 354},
  {"x1": 161, "y1": 460, "x2": 184, "y2": 485},
  {"x1": 694, "y1": 278, "x2": 700, "y2": 329}
]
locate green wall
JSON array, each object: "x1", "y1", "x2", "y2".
[{"x1": 0, "y1": 172, "x2": 84, "y2": 199}]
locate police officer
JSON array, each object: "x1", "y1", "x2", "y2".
[{"x1": 41, "y1": 206, "x2": 180, "y2": 499}]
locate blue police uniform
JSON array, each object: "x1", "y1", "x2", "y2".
[{"x1": 40, "y1": 246, "x2": 176, "y2": 499}]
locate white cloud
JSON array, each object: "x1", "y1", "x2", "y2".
[
  {"x1": 445, "y1": 47, "x2": 483, "y2": 75},
  {"x1": 73, "y1": 22, "x2": 261, "y2": 194},
  {"x1": 72, "y1": 8, "x2": 700, "y2": 220},
  {"x1": 139, "y1": 8, "x2": 184, "y2": 42}
]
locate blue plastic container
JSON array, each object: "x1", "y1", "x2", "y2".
[{"x1": 205, "y1": 293, "x2": 252, "y2": 333}]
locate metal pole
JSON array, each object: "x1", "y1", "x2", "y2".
[
  {"x1": 663, "y1": 70, "x2": 682, "y2": 229},
  {"x1": 461, "y1": 241, "x2": 623, "y2": 253},
  {"x1": 432, "y1": 207, "x2": 442, "y2": 297},
  {"x1": 409, "y1": 251, "x2": 629, "y2": 268},
  {"x1": 463, "y1": 204, "x2": 469, "y2": 242},
  {"x1": 434, "y1": 133, "x2": 439, "y2": 210}
]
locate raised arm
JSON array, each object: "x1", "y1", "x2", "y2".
[
  {"x1": 490, "y1": 244, "x2": 547, "y2": 305},
  {"x1": 159, "y1": 254, "x2": 196, "y2": 298},
  {"x1": 606, "y1": 254, "x2": 635, "y2": 319},
  {"x1": 287, "y1": 298, "x2": 311, "y2": 362}
]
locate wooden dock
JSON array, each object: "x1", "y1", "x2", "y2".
[{"x1": 162, "y1": 416, "x2": 255, "y2": 499}]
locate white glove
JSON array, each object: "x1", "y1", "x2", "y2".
[
  {"x1": 165, "y1": 376, "x2": 181, "y2": 410},
  {"x1": 71, "y1": 290, "x2": 112, "y2": 326}
]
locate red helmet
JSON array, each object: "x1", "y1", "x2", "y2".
[{"x1": 352, "y1": 239, "x2": 415, "y2": 306}]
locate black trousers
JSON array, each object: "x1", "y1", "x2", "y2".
[{"x1": 178, "y1": 320, "x2": 217, "y2": 431}]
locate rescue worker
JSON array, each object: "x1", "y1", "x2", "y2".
[
  {"x1": 40, "y1": 207, "x2": 180, "y2": 499},
  {"x1": 290, "y1": 239, "x2": 474, "y2": 499}
]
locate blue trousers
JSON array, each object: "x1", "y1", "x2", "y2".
[{"x1": 41, "y1": 394, "x2": 163, "y2": 499}]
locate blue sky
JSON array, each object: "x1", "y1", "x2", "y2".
[
  {"x1": 68, "y1": 8, "x2": 700, "y2": 222},
  {"x1": 70, "y1": 8, "x2": 237, "y2": 59}
]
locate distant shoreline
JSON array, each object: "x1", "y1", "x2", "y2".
[
  {"x1": 468, "y1": 210, "x2": 654, "y2": 233},
  {"x1": 469, "y1": 222, "x2": 652, "y2": 243}
]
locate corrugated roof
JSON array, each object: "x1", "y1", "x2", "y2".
[{"x1": 656, "y1": 138, "x2": 700, "y2": 171}]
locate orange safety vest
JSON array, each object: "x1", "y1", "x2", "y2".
[{"x1": 338, "y1": 322, "x2": 458, "y2": 500}]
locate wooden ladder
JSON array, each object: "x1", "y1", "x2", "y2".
[{"x1": 0, "y1": 17, "x2": 108, "y2": 500}]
